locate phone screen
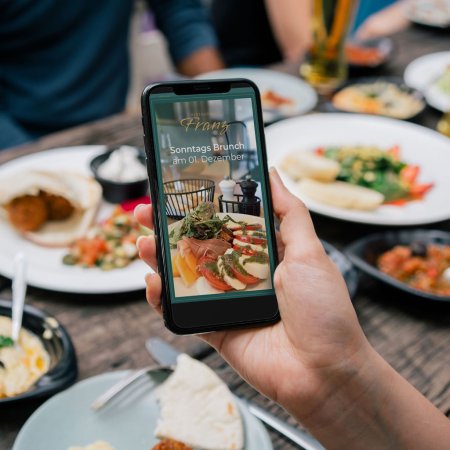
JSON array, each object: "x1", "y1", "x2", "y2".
[{"x1": 147, "y1": 83, "x2": 277, "y2": 323}]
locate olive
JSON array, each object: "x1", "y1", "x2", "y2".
[{"x1": 410, "y1": 240, "x2": 428, "y2": 257}]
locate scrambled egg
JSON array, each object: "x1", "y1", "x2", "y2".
[{"x1": 0, "y1": 316, "x2": 50, "y2": 398}]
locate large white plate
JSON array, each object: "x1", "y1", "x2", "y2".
[
  {"x1": 0, "y1": 146, "x2": 148, "y2": 294},
  {"x1": 169, "y1": 213, "x2": 272, "y2": 297},
  {"x1": 13, "y1": 371, "x2": 273, "y2": 450},
  {"x1": 266, "y1": 114, "x2": 450, "y2": 226},
  {"x1": 196, "y1": 68, "x2": 318, "y2": 121},
  {"x1": 404, "y1": 52, "x2": 450, "y2": 112}
]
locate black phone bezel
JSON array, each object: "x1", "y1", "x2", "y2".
[{"x1": 141, "y1": 79, "x2": 280, "y2": 335}]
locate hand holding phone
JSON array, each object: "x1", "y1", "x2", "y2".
[{"x1": 141, "y1": 79, "x2": 279, "y2": 334}]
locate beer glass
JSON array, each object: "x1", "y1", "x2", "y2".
[{"x1": 301, "y1": 0, "x2": 358, "y2": 94}]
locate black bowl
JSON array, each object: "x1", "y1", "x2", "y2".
[
  {"x1": 345, "y1": 230, "x2": 450, "y2": 303},
  {"x1": 327, "y1": 76, "x2": 426, "y2": 121},
  {"x1": 322, "y1": 240, "x2": 359, "y2": 299},
  {"x1": 0, "y1": 299, "x2": 77, "y2": 407},
  {"x1": 90, "y1": 148, "x2": 149, "y2": 204}
]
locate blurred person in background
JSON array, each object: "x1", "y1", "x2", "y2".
[
  {"x1": 210, "y1": 0, "x2": 312, "y2": 66},
  {"x1": 0, "y1": 0, "x2": 224, "y2": 150},
  {"x1": 353, "y1": 0, "x2": 411, "y2": 41}
]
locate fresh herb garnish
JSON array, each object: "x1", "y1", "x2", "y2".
[
  {"x1": 170, "y1": 202, "x2": 225, "y2": 247},
  {"x1": 0, "y1": 336, "x2": 14, "y2": 349}
]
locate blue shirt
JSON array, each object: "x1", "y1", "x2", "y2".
[
  {"x1": 352, "y1": 0, "x2": 397, "y2": 33},
  {"x1": 0, "y1": 0, "x2": 217, "y2": 149}
]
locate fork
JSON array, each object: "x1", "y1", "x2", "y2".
[{"x1": 90, "y1": 364, "x2": 173, "y2": 411}]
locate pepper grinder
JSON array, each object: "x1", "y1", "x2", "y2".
[{"x1": 239, "y1": 175, "x2": 260, "y2": 216}]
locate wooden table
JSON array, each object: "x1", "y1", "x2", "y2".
[{"x1": 1, "y1": 25, "x2": 450, "y2": 450}]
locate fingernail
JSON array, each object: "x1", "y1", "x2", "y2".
[
  {"x1": 136, "y1": 235, "x2": 147, "y2": 249},
  {"x1": 145, "y1": 271, "x2": 156, "y2": 282},
  {"x1": 134, "y1": 203, "x2": 145, "y2": 217}
]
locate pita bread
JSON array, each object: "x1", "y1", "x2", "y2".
[
  {"x1": 155, "y1": 354, "x2": 244, "y2": 450},
  {"x1": 0, "y1": 170, "x2": 102, "y2": 247}
]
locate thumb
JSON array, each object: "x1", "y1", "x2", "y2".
[{"x1": 269, "y1": 167, "x2": 322, "y2": 259}]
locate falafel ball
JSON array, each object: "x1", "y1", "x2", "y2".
[
  {"x1": 43, "y1": 192, "x2": 75, "y2": 221},
  {"x1": 7, "y1": 194, "x2": 48, "y2": 232},
  {"x1": 151, "y1": 439, "x2": 192, "y2": 450}
]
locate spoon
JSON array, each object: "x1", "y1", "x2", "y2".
[{"x1": 11, "y1": 253, "x2": 27, "y2": 346}]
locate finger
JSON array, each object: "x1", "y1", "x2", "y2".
[
  {"x1": 145, "y1": 272, "x2": 162, "y2": 314},
  {"x1": 134, "y1": 204, "x2": 154, "y2": 230},
  {"x1": 137, "y1": 235, "x2": 158, "y2": 271},
  {"x1": 269, "y1": 167, "x2": 323, "y2": 260}
]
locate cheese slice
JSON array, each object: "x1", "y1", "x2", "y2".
[{"x1": 155, "y1": 354, "x2": 244, "y2": 450}]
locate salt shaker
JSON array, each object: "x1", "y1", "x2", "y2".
[{"x1": 219, "y1": 176, "x2": 236, "y2": 202}]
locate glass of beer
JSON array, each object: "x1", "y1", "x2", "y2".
[{"x1": 301, "y1": 0, "x2": 358, "y2": 94}]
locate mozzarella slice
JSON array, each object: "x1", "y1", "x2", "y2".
[
  {"x1": 233, "y1": 230, "x2": 266, "y2": 237},
  {"x1": 218, "y1": 257, "x2": 246, "y2": 290},
  {"x1": 233, "y1": 239, "x2": 265, "y2": 252},
  {"x1": 239, "y1": 256, "x2": 270, "y2": 280}
]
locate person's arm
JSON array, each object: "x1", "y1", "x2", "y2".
[
  {"x1": 135, "y1": 169, "x2": 450, "y2": 450},
  {"x1": 356, "y1": 0, "x2": 411, "y2": 41},
  {"x1": 0, "y1": 112, "x2": 31, "y2": 150},
  {"x1": 264, "y1": 0, "x2": 312, "y2": 62},
  {"x1": 147, "y1": 0, "x2": 224, "y2": 76}
]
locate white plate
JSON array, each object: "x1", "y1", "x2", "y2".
[
  {"x1": 196, "y1": 68, "x2": 318, "y2": 121},
  {"x1": 266, "y1": 114, "x2": 450, "y2": 226},
  {"x1": 0, "y1": 146, "x2": 149, "y2": 294},
  {"x1": 406, "y1": 0, "x2": 450, "y2": 28},
  {"x1": 169, "y1": 213, "x2": 272, "y2": 297},
  {"x1": 404, "y1": 52, "x2": 450, "y2": 112},
  {"x1": 13, "y1": 371, "x2": 273, "y2": 450}
]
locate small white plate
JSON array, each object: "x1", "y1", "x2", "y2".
[
  {"x1": 196, "y1": 68, "x2": 318, "y2": 122},
  {"x1": 13, "y1": 371, "x2": 273, "y2": 450},
  {"x1": 0, "y1": 146, "x2": 149, "y2": 294},
  {"x1": 169, "y1": 213, "x2": 272, "y2": 298},
  {"x1": 404, "y1": 51, "x2": 450, "y2": 112},
  {"x1": 266, "y1": 113, "x2": 450, "y2": 226}
]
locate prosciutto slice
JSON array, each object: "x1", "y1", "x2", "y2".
[{"x1": 178, "y1": 237, "x2": 231, "y2": 260}]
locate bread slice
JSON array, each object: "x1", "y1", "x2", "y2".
[
  {"x1": 298, "y1": 179, "x2": 384, "y2": 211},
  {"x1": 281, "y1": 151, "x2": 340, "y2": 182},
  {"x1": 155, "y1": 354, "x2": 243, "y2": 450}
]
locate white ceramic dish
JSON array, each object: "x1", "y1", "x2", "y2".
[
  {"x1": 196, "y1": 68, "x2": 318, "y2": 122},
  {"x1": 169, "y1": 213, "x2": 272, "y2": 297},
  {"x1": 13, "y1": 371, "x2": 273, "y2": 450},
  {"x1": 0, "y1": 146, "x2": 149, "y2": 294},
  {"x1": 266, "y1": 114, "x2": 450, "y2": 226},
  {"x1": 404, "y1": 51, "x2": 450, "y2": 112}
]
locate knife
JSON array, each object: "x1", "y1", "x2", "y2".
[{"x1": 146, "y1": 337, "x2": 326, "y2": 450}]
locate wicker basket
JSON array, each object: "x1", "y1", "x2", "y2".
[
  {"x1": 218, "y1": 194, "x2": 261, "y2": 217},
  {"x1": 163, "y1": 179, "x2": 215, "y2": 219}
]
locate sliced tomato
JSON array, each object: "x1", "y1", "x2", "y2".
[
  {"x1": 198, "y1": 259, "x2": 232, "y2": 291},
  {"x1": 234, "y1": 235, "x2": 267, "y2": 245},
  {"x1": 401, "y1": 165, "x2": 420, "y2": 184},
  {"x1": 244, "y1": 224, "x2": 262, "y2": 231},
  {"x1": 231, "y1": 267, "x2": 259, "y2": 284},
  {"x1": 233, "y1": 245, "x2": 256, "y2": 256},
  {"x1": 387, "y1": 145, "x2": 401, "y2": 160},
  {"x1": 410, "y1": 183, "x2": 434, "y2": 198},
  {"x1": 384, "y1": 199, "x2": 408, "y2": 206}
]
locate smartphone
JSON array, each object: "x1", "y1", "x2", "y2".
[{"x1": 141, "y1": 79, "x2": 280, "y2": 334}]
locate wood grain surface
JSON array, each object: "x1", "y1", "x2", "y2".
[{"x1": 1, "y1": 25, "x2": 449, "y2": 450}]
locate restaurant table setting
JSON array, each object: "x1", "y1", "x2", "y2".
[{"x1": 1, "y1": 14, "x2": 450, "y2": 450}]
